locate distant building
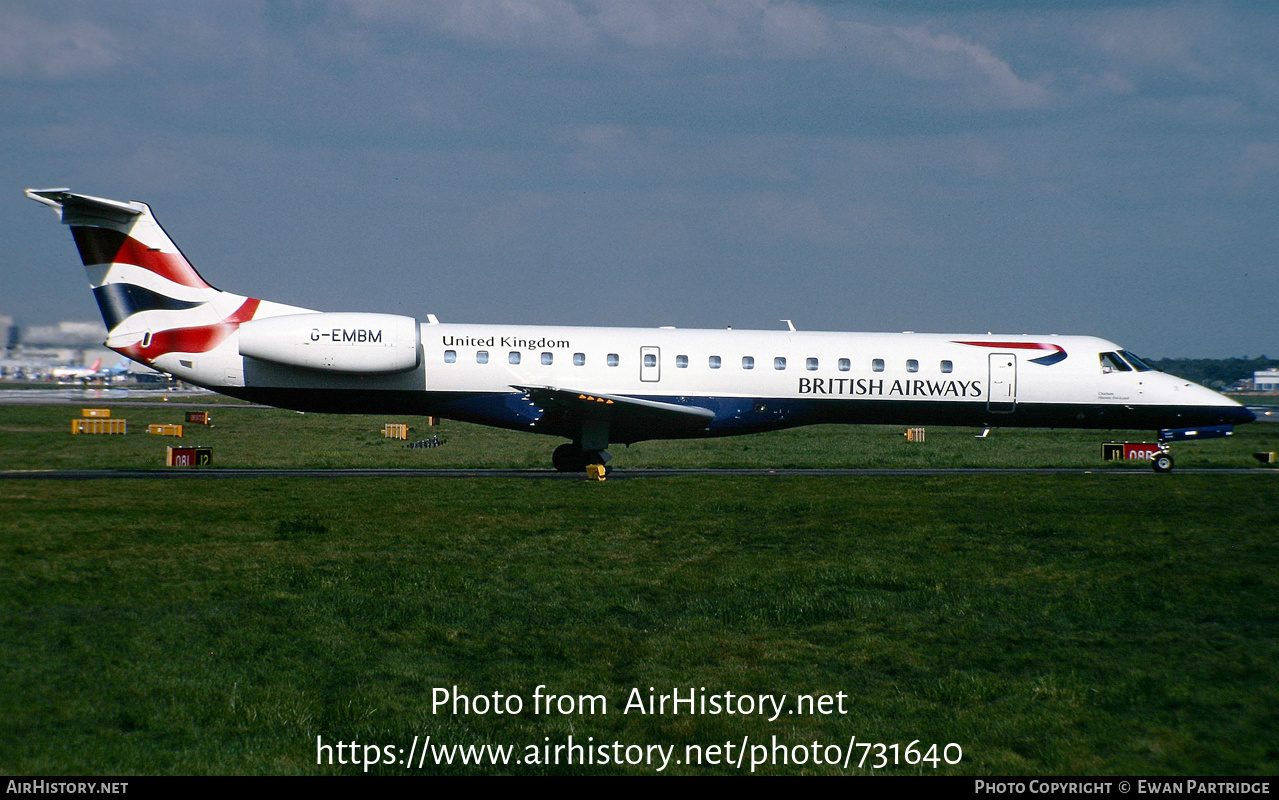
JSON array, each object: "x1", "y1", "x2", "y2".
[
  {"x1": 21, "y1": 320, "x2": 107, "y2": 347},
  {"x1": 0, "y1": 318, "x2": 111, "y2": 373},
  {"x1": 0, "y1": 315, "x2": 15, "y2": 352},
  {"x1": 1255, "y1": 370, "x2": 1279, "y2": 393}
]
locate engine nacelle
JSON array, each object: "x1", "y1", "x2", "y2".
[{"x1": 238, "y1": 312, "x2": 420, "y2": 374}]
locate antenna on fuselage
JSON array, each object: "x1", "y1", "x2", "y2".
[{"x1": 781, "y1": 319, "x2": 796, "y2": 331}]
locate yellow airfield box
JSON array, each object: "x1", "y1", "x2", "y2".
[{"x1": 71, "y1": 418, "x2": 126, "y2": 434}]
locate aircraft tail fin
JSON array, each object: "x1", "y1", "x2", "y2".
[{"x1": 26, "y1": 189, "x2": 269, "y2": 367}]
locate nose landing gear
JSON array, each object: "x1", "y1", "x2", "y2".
[{"x1": 1151, "y1": 425, "x2": 1235, "y2": 473}]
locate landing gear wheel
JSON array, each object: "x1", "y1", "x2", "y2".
[
  {"x1": 552, "y1": 443, "x2": 612, "y2": 473},
  {"x1": 553, "y1": 444, "x2": 587, "y2": 473},
  {"x1": 1152, "y1": 452, "x2": 1174, "y2": 473}
]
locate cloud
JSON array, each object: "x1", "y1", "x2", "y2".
[
  {"x1": 1079, "y1": 3, "x2": 1220, "y2": 78},
  {"x1": 341, "y1": 0, "x2": 1042, "y2": 110},
  {"x1": 851, "y1": 22, "x2": 1049, "y2": 109},
  {"x1": 346, "y1": 0, "x2": 832, "y2": 56},
  {"x1": 0, "y1": 8, "x2": 120, "y2": 80},
  {"x1": 1234, "y1": 141, "x2": 1279, "y2": 188},
  {"x1": 720, "y1": 191, "x2": 838, "y2": 244}
]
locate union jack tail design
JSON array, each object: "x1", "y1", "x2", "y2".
[{"x1": 26, "y1": 189, "x2": 263, "y2": 366}]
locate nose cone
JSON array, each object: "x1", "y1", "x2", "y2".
[
  {"x1": 1163, "y1": 374, "x2": 1255, "y2": 426},
  {"x1": 1228, "y1": 405, "x2": 1257, "y2": 425}
]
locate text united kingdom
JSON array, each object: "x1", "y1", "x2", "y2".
[{"x1": 442, "y1": 335, "x2": 571, "y2": 351}]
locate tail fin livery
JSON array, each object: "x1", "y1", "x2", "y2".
[{"x1": 26, "y1": 189, "x2": 273, "y2": 368}]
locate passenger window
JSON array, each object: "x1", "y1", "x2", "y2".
[
  {"x1": 644, "y1": 353, "x2": 657, "y2": 368},
  {"x1": 541, "y1": 352, "x2": 553, "y2": 365},
  {"x1": 444, "y1": 350, "x2": 457, "y2": 363},
  {"x1": 940, "y1": 360, "x2": 952, "y2": 373},
  {"x1": 709, "y1": 356, "x2": 721, "y2": 369},
  {"x1": 676, "y1": 355, "x2": 688, "y2": 368},
  {"x1": 607, "y1": 353, "x2": 619, "y2": 367},
  {"x1": 477, "y1": 350, "x2": 489, "y2": 364},
  {"x1": 907, "y1": 359, "x2": 919, "y2": 373},
  {"x1": 872, "y1": 358, "x2": 885, "y2": 372},
  {"x1": 774, "y1": 357, "x2": 786, "y2": 370},
  {"x1": 509, "y1": 352, "x2": 521, "y2": 365},
  {"x1": 742, "y1": 356, "x2": 755, "y2": 370},
  {"x1": 573, "y1": 353, "x2": 585, "y2": 366},
  {"x1": 838, "y1": 358, "x2": 850, "y2": 372},
  {"x1": 806, "y1": 358, "x2": 818, "y2": 371},
  {"x1": 1099, "y1": 352, "x2": 1131, "y2": 373}
]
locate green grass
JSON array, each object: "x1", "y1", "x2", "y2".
[
  {"x1": 0, "y1": 401, "x2": 1274, "y2": 470},
  {"x1": 1, "y1": 401, "x2": 1276, "y2": 774},
  {"x1": 2, "y1": 475, "x2": 1277, "y2": 775}
]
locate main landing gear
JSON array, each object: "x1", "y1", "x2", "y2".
[{"x1": 552, "y1": 443, "x2": 612, "y2": 473}]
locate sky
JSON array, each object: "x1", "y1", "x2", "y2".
[{"x1": 4, "y1": 1, "x2": 1276, "y2": 358}]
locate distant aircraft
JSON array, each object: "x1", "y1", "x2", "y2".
[
  {"x1": 28, "y1": 188, "x2": 1253, "y2": 472},
  {"x1": 101, "y1": 357, "x2": 133, "y2": 378},
  {"x1": 50, "y1": 357, "x2": 102, "y2": 382}
]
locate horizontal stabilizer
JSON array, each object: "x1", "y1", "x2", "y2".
[{"x1": 26, "y1": 188, "x2": 147, "y2": 226}]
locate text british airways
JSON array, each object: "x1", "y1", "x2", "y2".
[{"x1": 798, "y1": 378, "x2": 983, "y2": 397}]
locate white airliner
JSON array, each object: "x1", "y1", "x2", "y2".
[
  {"x1": 27, "y1": 188, "x2": 1253, "y2": 472},
  {"x1": 50, "y1": 357, "x2": 102, "y2": 382}
]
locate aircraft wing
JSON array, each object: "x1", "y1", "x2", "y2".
[{"x1": 513, "y1": 385, "x2": 715, "y2": 444}]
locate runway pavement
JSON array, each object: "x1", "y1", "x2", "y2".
[{"x1": 0, "y1": 388, "x2": 270, "y2": 409}]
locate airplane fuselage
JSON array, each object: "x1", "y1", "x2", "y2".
[
  {"x1": 27, "y1": 188, "x2": 1253, "y2": 470},
  {"x1": 176, "y1": 321, "x2": 1250, "y2": 444}
]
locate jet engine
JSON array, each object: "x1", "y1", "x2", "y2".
[{"x1": 238, "y1": 312, "x2": 420, "y2": 374}]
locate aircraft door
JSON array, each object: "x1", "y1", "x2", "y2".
[
  {"x1": 640, "y1": 346, "x2": 660, "y2": 382},
  {"x1": 987, "y1": 353, "x2": 1016, "y2": 413}
]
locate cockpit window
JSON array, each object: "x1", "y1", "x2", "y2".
[
  {"x1": 1118, "y1": 351, "x2": 1153, "y2": 372},
  {"x1": 1099, "y1": 352, "x2": 1131, "y2": 373}
]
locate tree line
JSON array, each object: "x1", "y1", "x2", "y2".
[{"x1": 1146, "y1": 356, "x2": 1276, "y2": 389}]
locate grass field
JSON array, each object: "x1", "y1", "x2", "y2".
[
  {"x1": 0, "y1": 396, "x2": 1275, "y2": 471},
  {"x1": 1, "y1": 399, "x2": 1276, "y2": 775}
]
